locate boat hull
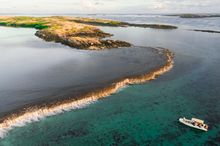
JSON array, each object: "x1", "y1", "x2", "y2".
[{"x1": 179, "y1": 118, "x2": 208, "y2": 131}]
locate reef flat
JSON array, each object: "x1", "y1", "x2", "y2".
[
  {"x1": 0, "y1": 47, "x2": 173, "y2": 138},
  {"x1": 0, "y1": 16, "x2": 177, "y2": 50}
]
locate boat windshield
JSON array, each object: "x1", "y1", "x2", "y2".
[{"x1": 192, "y1": 118, "x2": 204, "y2": 124}]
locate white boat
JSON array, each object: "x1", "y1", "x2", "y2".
[{"x1": 179, "y1": 117, "x2": 208, "y2": 131}]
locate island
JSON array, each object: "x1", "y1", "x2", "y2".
[
  {"x1": 0, "y1": 16, "x2": 177, "y2": 50},
  {"x1": 190, "y1": 29, "x2": 220, "y2": 34},
  {"x1": 166, "y1": 13, "x2": 220, "y2": 18}
]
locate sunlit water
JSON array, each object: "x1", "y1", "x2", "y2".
[{"x1": 0, "y1": 15, "x2": 220, "y2": 145}]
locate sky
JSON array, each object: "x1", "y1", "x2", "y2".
[{"x1": 0, "y1": 0, "x2": 220, "y2": 14}]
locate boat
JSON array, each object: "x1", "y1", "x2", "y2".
[{"x1": 179, "y1": 117, "x2": 208, "y2": 131}]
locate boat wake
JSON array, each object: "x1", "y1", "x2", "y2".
[{"x1": 0, "y1": 49, "x2": 174, "y2": 139}]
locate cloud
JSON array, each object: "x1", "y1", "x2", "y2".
[
  {"x1": 146, "y1": 2, "x2": 168, "y2": 10},
  {"x1": 0, "y1": 0, "x2": 219, "y2": 14},
  {"x1": 80, "y1": 0, "x2": 95, "y2": 10}
]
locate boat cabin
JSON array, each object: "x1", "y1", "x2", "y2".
[{"x1": 192, "y1": 118, "x2": 204, "y2": 124}]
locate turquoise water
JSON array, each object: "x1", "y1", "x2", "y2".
[{"x1": 1, "y1": 17, "x2": 220, "y2": 145}]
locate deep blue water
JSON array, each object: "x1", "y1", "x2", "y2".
[{"x1": 0, "y1": 15, "x2": 220, "y2": 146}]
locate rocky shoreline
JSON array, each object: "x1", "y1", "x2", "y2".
[{"x1": 35, "y1": 30, "x2": 131, "y2": 50}]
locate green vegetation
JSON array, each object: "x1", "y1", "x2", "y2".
[
  {"x1": 0, "y1": 22, "x2": 7, "y2": 25},
  {"x1": 0, "y1": 17, "x2": 49, "y2": 29},
  {"x1": 0, "y1": 21, "x2": 48, "y2": 29},
  {"x1": 108, "y1": 21, "x2": 123, "y2": 26}
]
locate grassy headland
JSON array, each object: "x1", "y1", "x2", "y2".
[
  {"x1": 0, "y1": 16, "x2": 177, "y2": 50},
  {"x1": 0, "y1": 16, "x2": 132, "y2": 50}
]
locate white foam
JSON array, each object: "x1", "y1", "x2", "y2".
[
  {"x1": 115, "y1": 85, "x2": 129, "y2": 93},
  {"x1": 0, "y1": 98, "x2": 97, "y2": 139}
]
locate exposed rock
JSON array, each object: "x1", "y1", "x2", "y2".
[
  {"x1": 35, "y1": 30, "x2": 131, "y2": 50},
  {"x1": 192, "y1": 29, "x2": 220, "y2": 34},
  {"x1": 72, "y1": 19, "x2": 178, "y2": 29}
]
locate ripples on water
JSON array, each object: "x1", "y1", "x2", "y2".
[{"x1": 0, "y1": 15, "x2": 220, "y2": 145}]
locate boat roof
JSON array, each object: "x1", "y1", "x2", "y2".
[{"x1": 192, "y1": 118, "x2": 204, "y2": 124}]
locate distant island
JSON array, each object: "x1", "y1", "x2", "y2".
[
  {"x1": 0, "y1": 16, "x2": 177, "y2": 50},
  {"x1": 166, "y1": 13, "x2": 220, "y2": 18},
  {"x1": 191, "y1": 29, "x2": 220, "y2": 33}
]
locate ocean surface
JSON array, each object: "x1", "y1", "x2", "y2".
[
  {"x1": 0, "y1": 14, "x2": 220, "y2": 145},
  {"x1": 89, "y1": 14, "x2": 220, "y2": 30},
  {"x1": 0, "y1": 27, "x2": 166, "y2": 119}
]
